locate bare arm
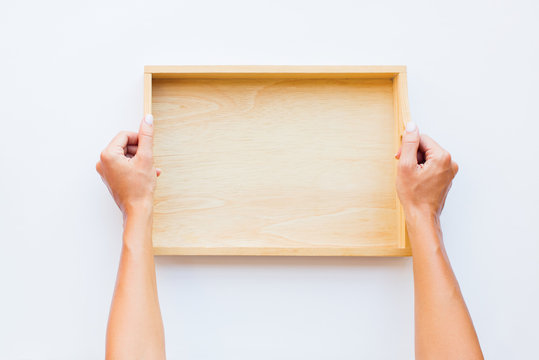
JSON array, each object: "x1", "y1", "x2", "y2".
[
  {"x1": 396, "y1": 123, "x2": 483, "y2": 360},
  {"x1": 96, "y1": 115, "x2": 166, "y2": 359}
]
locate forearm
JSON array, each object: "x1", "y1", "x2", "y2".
[
  {"x1": 106, "y1": 202, "x2": 165, "y2": 360},
  {"x1": 408, "y1": 211, "x2": 483, "y2": 360}
]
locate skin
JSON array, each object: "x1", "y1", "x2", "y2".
[
  {"x1": 396, "y1": 123, "x2": 483, "y2": 359},
  {"x1": 97, "y1": 117, "x2": 482, "y2": 359},
  {"x1": 96, "y1": 116, "x2": 165, "y2": 360}
]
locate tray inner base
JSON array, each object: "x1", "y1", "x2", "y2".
[{"x1": 152, "y1": 77, "x2": 399, "y2": 251}]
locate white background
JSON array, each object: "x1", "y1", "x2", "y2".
[{"x1": 1, "y1": 0, "x2": 538, "y2": 359}]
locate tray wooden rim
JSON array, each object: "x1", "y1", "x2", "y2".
[
  {"x1": 145, "y1": 65, "x2": 411, "y2": 257},
  {"x1": 153, "y1": 247, "x2": 412, "y2": 257}
]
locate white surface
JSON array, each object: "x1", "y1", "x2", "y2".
[{"x1": 1, "y1": 0, "x2": 538, "y2": 358}]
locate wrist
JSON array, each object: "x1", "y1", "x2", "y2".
[
  {"x1": 404, "y1": 206, "x2": 444, "y2": 249},
  {"x1": 404, "y1": 207, "x2": 441, "y2": 237},
  {"x1": 124, "y1": 198, "x2": 153, "y2": 219},
  {"x1": 404, "y1": 206, "x2": 439, "y2": 226},
  {"x1": 123, "y1": 199, "x2": 153, "y2": 234},
  {"x1": 122, "y1": 200, "x2": 154, "y2": 250}
]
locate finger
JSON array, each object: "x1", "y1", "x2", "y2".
[
  {"x1": 107, "y1": 131, "x2": 138, "y2": 153},
  {"x1": 396, "y1": 144, "x2": 425, "y2": 163},
  {"x1": 125, "y1": 145, "x2": 138, "y2": 155},
  {"x1": 399, "y1": 122, "x2": 420, "y2": 168},
  {"x1": 419, "y1": 135, "x2": 443, "y2": 161},
  {"x1": 136, "y1": 114, "x2": 154, "y2": 160},
  {"x1": 395, "y1": 147, "x2": 401, "y2": 159}
]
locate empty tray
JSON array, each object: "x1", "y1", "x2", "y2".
[{"x1": 145, "y1": 66, "x2": 410, "y2": 256}]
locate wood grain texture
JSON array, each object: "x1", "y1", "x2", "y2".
[
  {"x1": 145, "y1": 65, "x2": 405, "y2": 79},
  {"x1": 148, "y1": 68, "x2": 411, "y2": 256},
  {"x1": 393, "y1": 73, "x2": 410, "y2": 249},
  {"x1": 144, "y1": 73, "x2": 152, "y2": 115}
]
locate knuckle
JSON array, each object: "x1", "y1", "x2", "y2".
[
  {"x1": 139, "y1": 131, "x2": 153, "y2": 142},
  {"x1": 401, "y1": 137, "x2": 419, "y2": 147},
  {"x1": 99, "y1": 150, "x2": 110, "y2": 163},
  {"x1": 421, "y1": 134, "x2": 432, "y2": 143},
  {"x1": 440, "y1": 151, "x2": 452, "y2": 164},
  {"x1": 452, "y1": 161, "x2": 459, "y2": 175}
]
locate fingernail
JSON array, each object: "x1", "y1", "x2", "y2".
[
  {"x1": 405, "y1": 121, "x2": 417, "y2": 132},
  {"x1": 145, "y1": 114, "x2": 154, "y2": 125}
]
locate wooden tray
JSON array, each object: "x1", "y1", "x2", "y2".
[{"x1": 145, "y1": 66, "x2": 411, "y2": 256}]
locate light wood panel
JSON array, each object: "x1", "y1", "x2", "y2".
[
  {"x1": 145, "y1": 65, "x2": 405, "y2": 79},
  {"x1": 144, "y1": 73, "x2": 152, "y2": 115},
  {"x1": 147, "y1": 66, "x2": 410, "y2": 256}
]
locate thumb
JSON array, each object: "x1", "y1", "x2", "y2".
[
  {"x1": 137, "y1": 114, "x2": 154, "y2": 160},
  {"x1": 399, "y1": 122, "x2": 420, "y2": 168}
]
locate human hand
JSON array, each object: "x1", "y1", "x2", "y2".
[
  {"x1": 395, "y1": 122, "x2": 459, "y2": 220},
  {"x1": 96, "y1": 115, "x2": 161, "y2": 216}
]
